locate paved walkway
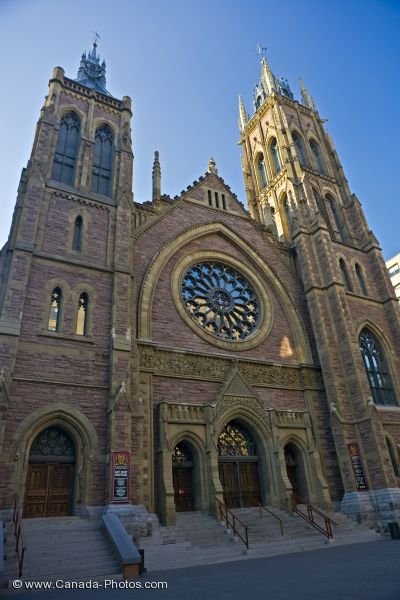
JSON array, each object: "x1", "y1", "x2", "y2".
[{"x1": 6, "y1": 540, "x2": 400, "y2": 600}]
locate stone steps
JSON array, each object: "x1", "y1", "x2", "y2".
[
  {"x1": 139, "y1": 507, "x2": 385, "y2": 572},
  {"x1": 14, "y1": 516, "x2": 122, "y2": 582}
]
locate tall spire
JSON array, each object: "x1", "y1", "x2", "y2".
[
  {"x1": 238, "y1": 95, "x2": 249, "y2": 132},
  {"x1": 75, "y1": 38, "x2": 111, "y2": 96},
  {"x1": 299, "y1": 78, "x2": 317, "y2": 111},
  {"x1": 152, "y1": 151, "x2": 161, "y2": 201}
]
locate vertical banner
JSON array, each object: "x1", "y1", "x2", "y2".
[
  {"x1": 348, "y1": 443, "x2": 368, "y2": 491},
  {"x1": 111, "y1": 451, "x2": 131, "y2": 503}
]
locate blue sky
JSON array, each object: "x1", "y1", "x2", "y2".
[{"x1": 1, "y1": 0, "x2": 399, "y2": 258}]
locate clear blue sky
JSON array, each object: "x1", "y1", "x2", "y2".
[{"x1": 1, "y1": 0, "x2": 399, "y2": 258}]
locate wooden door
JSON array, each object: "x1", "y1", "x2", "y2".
[
  {"x1": 173, "y1": 467, "x2": 193, "y2": 511},
  {"x1": 24, "y1": 464, "x2": 73, "y2": 518},
  {"x1": 218, "y1": 463, "x2": 240, "y2": 508},
  {"x1": 239, "y1": 462, "x2": 261, "y2": 507},
  {"x1": 286, "y1": 465, "x2": 299, "y2": 498}
]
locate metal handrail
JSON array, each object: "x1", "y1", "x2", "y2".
[
  {"x1": 215, "y1": 497, "x2": 249, "y2": 549},
  {"x1": 291, "y1": 494, "x2": 335, "y2": 539},
  {"x1": 257, "y1": 504, "x2": 284, "y2": 536},
  {"x1": 13, "y1": 498, "x2": 26, "y2": 577}
]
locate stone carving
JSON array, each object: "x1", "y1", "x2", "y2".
[{"x1": 138, "y1": 345, "x2": 324, "y2": 390}]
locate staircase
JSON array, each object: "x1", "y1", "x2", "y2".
[
  {"x1": 14, "y1": 517, "x2": 121, "y2": 582},
  {"x1": 139, "y1": 507, "x2": 385, "y2": 572}
]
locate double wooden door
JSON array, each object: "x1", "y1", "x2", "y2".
[
  {"x1": 24, "y1": 463, "x2": 74, "y2": 518},
  {"x1": 219, "y1": 461, "x2": 261, "y2": 508},
  {"x1": 173, "y1": 467, "x2": 194, "y2": 511}
]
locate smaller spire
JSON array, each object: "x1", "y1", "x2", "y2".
[
  {"x1": 299, "y1": 78, "x2": 317, "y2": 111},
  {"x1": 207, "y1": 157, "x2": 218, "y2": 175},
  {"x1": 238, "y1": 95, "x2": 249, "y2": 132},
  {"x1": 152, "y1": 151, "x2": 161, "y2": 201}
]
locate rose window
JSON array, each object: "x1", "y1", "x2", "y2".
[{"x1": 180, "y1": 262, "x2": 260, "y2": 341}]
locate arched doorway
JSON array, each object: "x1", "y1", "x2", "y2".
[
  {"x1": 172, "y1": 442, "x2": 194, "y2": 512},
  {"x1": 218, "y1": 420, "x2": 261, "y2": 508},
  {"x1": 284, "y1": 442, "x2": 308, "y2": 502},
  {"x1": 24, "y1": 426, "x2": 76, "y2": 518}
]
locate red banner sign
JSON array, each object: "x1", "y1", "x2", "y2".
[{"x1": 348, "y1": 443, "x2": 368, "y2": 491}]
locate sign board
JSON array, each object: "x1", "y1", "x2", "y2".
[
  {"x1": 111, "y1": 451, "x2": 130, "y2": 503},
  {"x1": 348, "y1": 443, "x2": 368, "y2": 491}
]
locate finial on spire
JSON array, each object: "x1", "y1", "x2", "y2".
[
  {"x1": 299, "y1": 78, "x2": 317, "y2": 111},
  {"x1": 207, "y1": 157, "x2": 218, "y2": 175},
  {"x1": 256, "y1": 43, "x2": 268, "y2": 60},
  {"x1": 152, "y1": 151, "x2": 161, "y2": 201},
  {"x1": 238, "y1": 95, "x2": 249, "y2": 132}
]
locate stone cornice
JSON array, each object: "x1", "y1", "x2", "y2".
[{"x1": 138, "y1": 344, "x2": 324, "y2": 391}]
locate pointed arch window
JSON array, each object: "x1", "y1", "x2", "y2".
[
  {"x1": 91, "y1": 125, "x2": 114, "y2": 196},
  {"x1": 359, "y1": 329, "x2": 396, "y2": 406},
  {"x1": 309, "y1": 139, "x2": 325, "y2": 173},
  {"x1": 339, "y1": 258, "x2": 353, "y2": 292},
  {"x1": 326, "y1": 195, "x2": 344, "y2": 239},
  {"x1": 76, "y1": 292, "x2": 89, "y2": 336},
  {"x1": 292, "y1": 131, "x2": 307, "y2": 166},
  {"x1": 355, "y1": 263, "x2": 368, "y2": 296},
  {"x1": 72, "y1": 216, "x2": 83, "y2": 252},
  {"x1": 257, "y1": 153, "x2": 268, "y2": 189},
  {"x1": 270, "y1": 137, "x2": 282, "y2": 175},
  {"x1": 48, "y1": 287, "x2": 62, "y2": 332},
  {"x1": 51, "y1": 112, "x2": 81, "y2": 185}
]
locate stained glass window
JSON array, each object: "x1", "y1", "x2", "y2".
[
  {"x1": 72, "y1": 216, "x2": 83, "y2": 252},
  {"x1": 91, "y1": 125, "x2": 114, "y2": 196},
  {"x1": 51, "y1": 112, "x2": 80, "y2": 185},
  {"x1": 181, "y1": 262, "x2": 260, "y2": 341},
  {"x1": 76, "y1": 293, "x2": 89, "y2": 336},
  {"x1": 257, "y1": 154, "x2": 268, "y2": 189},
  {"x1": 172, "y1": 442, "x2": 193, "y2": 465},
  {"x1": 270, "y1": 138, "x2": 282, "y2": 175},
  {"x1": 359, "y1": 328, "x2": 396, "y2": 406},
  {"x1": 218, "y1": 421, "x2": 257, "y2": 457},
  {"x1": 309, "y1": 139, "x2": 325, "y2": 173},
  {"x1": 48, "y1": 287, "x2": 62, "y2": 332}
]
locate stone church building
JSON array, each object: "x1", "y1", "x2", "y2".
[{"x1": 0, "y1": 43, "x2": 399, "y2": 530}]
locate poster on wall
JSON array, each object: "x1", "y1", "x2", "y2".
[
  {"x1": 111, "y1": 451, "x2": 130, "y2": 503},
  {"x1": 348, "y1": 443, "x2": 368, "y2": 491}
]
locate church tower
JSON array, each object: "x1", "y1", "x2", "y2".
[
  {"x1": 239, "y1": 54, "x2": 400, "y2": 525},
  {"x1": 0, "y1": 41, "x2": 139, "y2": 517}
]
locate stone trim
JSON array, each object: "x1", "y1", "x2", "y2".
[{"x1": 138, "y1": 344, "x2": 324, "y2": 391}]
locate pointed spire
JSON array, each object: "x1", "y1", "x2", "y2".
[
  {"x1": 299, "y1": 78, "x2": 317, "y2": 111},
  {"x1": 75, "y1": 38, "x2": 111, "y2": 96},
  {"x1": 207, "y1": 157, "x2": 218, "y2": 175},
  {"x1": 260, "y1": 57, "x2": 277, "y2": 96},
  {"x1": 238, "y1": 95, "x2": 249, "y2": 132},
  {"x1": 152, "y1": 151, "x2": 161, "y2": 201}
]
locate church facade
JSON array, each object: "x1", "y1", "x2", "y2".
[{"x1": 0, "y1": 44, "x2": 399, "y2": 529}]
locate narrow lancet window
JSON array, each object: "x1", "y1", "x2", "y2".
[
  {"x1": 91, "y1": 125, "x2": 114, "y2": 196},
  {"x1": 257, "y1": 154, "x2": 268, "y2": 189},
  {"x1": 270, "y1": 138, "x2": 282, "y2": 175},
  {"x1": 48, "y1": 287, "x2": 62, "y2": 332},
  {"x1": 355, "y1": 263, "x2": 368, "y2": 295},
  {"x1": 76, "y1": 293, "x2": 89, "y2": 336},
  {"x1": 72, "y1": 216, "x2": 83, "y2": 252},
  {"x1": 51, "y1": 112, "x2": 81, "y2": 185},
  {"x1": 310, "y1": 139, "x2": 325, "y2": 173},
  {"x1": 292, "y1": 132, "x2": 307, "y2": 165},
  {"x1": 339, "y1": 259, "x2": 353, "y2": 292}
]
